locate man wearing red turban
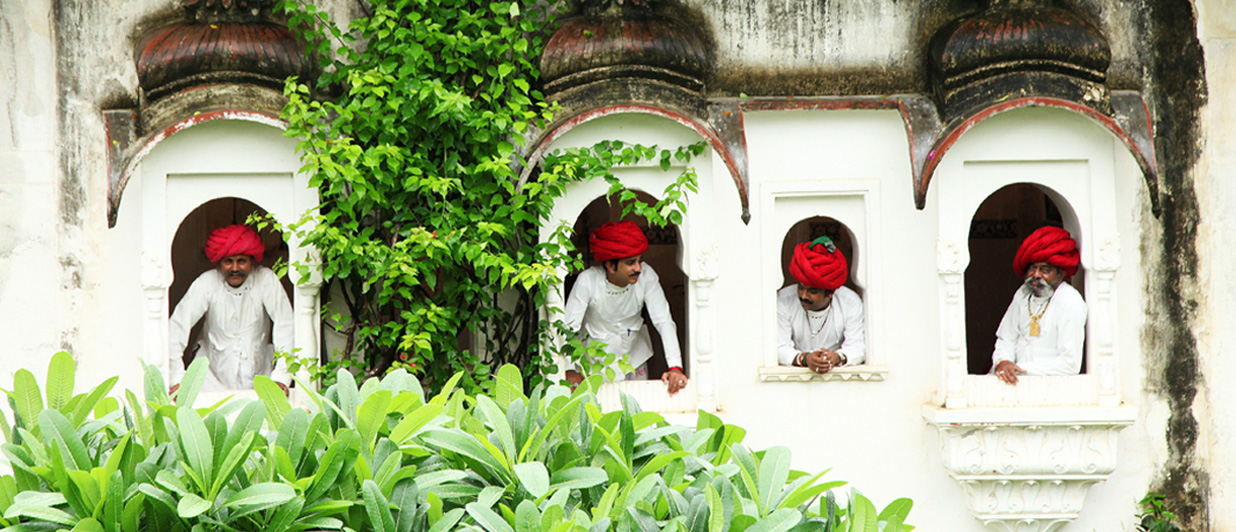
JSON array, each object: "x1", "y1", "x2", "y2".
[
  {"x1": 992, "y1": 226, "x2": 1087, "y2": 384},
  {"x1": 777, "y1": 236, "x2": 865, "y2": 374},
  {"x1": 562, "y1": 221, "x2": 688, "y2": 395},
  {"x1": 168, "y1": 224, "x2": 293, "y2": 395}
]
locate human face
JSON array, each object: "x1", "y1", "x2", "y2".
[
  {"x1": 1024, "y1": 262, "x2": 1063, "y2": 297},
  {"x1": 604, "y1": 255, "x2": 643, "y2": 287},
  {"x1": 219, "y1": 254, "x2": 255, "y2": 288},
  {"x1": 796, "y1": 283, "x2": 834, "y2": 312}
]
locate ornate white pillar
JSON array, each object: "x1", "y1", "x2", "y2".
[
  {"x1": 141, "y1": 251, "x2": 172, "y2": 374},
  {"x1": 1091, "y1": 236, "x2": 1120, "y2": 407},
  {"x1": 938, "y1": 238, "x2": 967, "y2": 408},
  {"x1": 924, "y1": 406, "x2": 1135, "y2": 532},
  {"x1": 290, "y1": 251, "x2": 323, "y2": 398},
  {"x1": 691, "y1": 244, "x2": 718, "y2": 412}
]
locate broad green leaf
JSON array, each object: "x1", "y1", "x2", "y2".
[
  {"x1": 357, "y1": 390, "x2": 392, "y2": 450},
  {"x1": 877, "y1": 498, "x2": 913, "y2": 522},
  {"x1": 8, "y1": 504, "x2": 76, "y2": 525},
  {"x1": 848, "y1": 493, "x2": 878, "y2": 532},
  {"x1": 175, "y1": 356, "x2": 209, "y2": 408},
  {"x1": 429, "y1": 373, "x2": 463, "y2": 406},
  {"x1": 549, "y1": 467, "x2": 608, "y2": 491},
  {"x1": 175, "y1": 407, "x2": 214, "y2": 492},
  {"x1": 474, "y1": 395, "x2": 515, "y2": 465},
  {"x1": 276, "y1": 407, "x2": 311, "y2": 465},
  {"x1": 39, "y1": 410, "x2": 91, "y2": 471},
  {"x1": 389, "y1": 404, "x2": 444, "y2": 445},
  {"x1": 141, "y1": 360, "x2": 169, "y2": 410},
  {"x1": 419, "y1": 428, "x2": 506, "y2": 477},
  {"x1": 177, "y1": 493, "x2": 211, "y2": 518},
  {"x1": 389, "y1": 478, "x2": 419, "y2": 532},
  {"x1": 45, "y1": 352, "x2": 75, "y2": 411},
  {"x1": 745, "y1": 509, "x2": 801, "y2": 532},
  {"x1": 513, "y1": 462, "x2": 549, "y2": 498},
  {"x1": 70, "y1": 377, "x2": 117, "y2": 427},
  {"x1": 71, "y1": 517, "x2": 104, "y2": 532},
  {"x1": 361, "y1": 479, "x2": 396, "y2": 532},
  {"x1": 706, "y1": 484, "x2": 724, "y2": 532},
  {"x1": 222, "y1": 483, "x2": 296, "y2": 513},
  {"x1": 254, "y1": 376, "x2": 292, "y2": 428},
  {"x1": 758, "y1": 447, "x2": 791, "y2": 514},
  {"x1": 267, "y1": 496, "x2": 304, "y2": 532},
  {"x1": 427, "y1": 508, "x2": 465, "y2": 532},
  {"x1": 4, "y1": 491, "x2": 68, "y2": 520},
  {"x1": 494, "y1": 364, "x2": 524, "y2": 407},
  {"x1": 10, "y1": 369, "x2": 44, "y2": 436},
  {"x1": 210, "y1": 430, "x2": 258, "y2": 499},
  {"x1": 466, "y1": 502, "x2": 514, "y2": 532}
]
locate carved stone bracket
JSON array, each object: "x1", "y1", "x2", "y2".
[{"x1": 923, "y1": 405, "x2": 1136, "y2": 532}]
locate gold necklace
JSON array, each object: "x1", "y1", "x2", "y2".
[{"x1": 1027, "y1": 297, "x2": 1051, "y2": 337}]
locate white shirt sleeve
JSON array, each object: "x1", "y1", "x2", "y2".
[
  {"x1": 167, "y1": 273, "x2": 211, "y2": 386},
  {"x1": 776, "y1": 287, "x2": 801, "y2": 366},
  {"x1": 641, "y1": 268, "x2": 682, "y2": 369},
  {"x1": 835, "y1": 288, "x2": 866, "y2": 365},
  {"x1": 262, "y1": 271, "x2": 295, "y2": 386},
  {"x1": 561, "y1": 270, "x2": 595, "y2": 372}
]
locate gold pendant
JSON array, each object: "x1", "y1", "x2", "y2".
[{"x1": 1029, "y1": 319, "x2": 1040, "y2": 337}]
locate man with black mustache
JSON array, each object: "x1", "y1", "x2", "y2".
[
  {"x1": 562, "y1": 221, "x2": 687, "y2": 395},
  {"x1": 777, "y1": 237, "x2": 865, "y2": 374},
  {"x1": 168, "y1": 224, "x2": 293, "y2": 395},
  {"x1": 991, "y1": 226, "x2": 1088, "y2": 385}
]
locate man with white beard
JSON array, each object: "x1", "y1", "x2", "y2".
[{"x1": 991, "y1": 226, "x2": 1088, "y2": 385}]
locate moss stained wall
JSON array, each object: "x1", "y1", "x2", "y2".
[{"x1": 1141, "y1": 0, "x2": 1210, "y2": 529}]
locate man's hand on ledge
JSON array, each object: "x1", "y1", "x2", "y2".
[
  {"x1": 804, "y1": 349, "x2": 843, "y2": 374},
  {"x1": 565, "y1": 370, "x2": 584, "y2": 390},
  {"x1": 994, "y1": 360, "x2": 1026, "y2": 385},
  {"x1": 662, "y1": 368, "x2": 687, "y2": 396}
]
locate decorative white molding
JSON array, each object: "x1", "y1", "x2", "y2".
[
  {"x1": 923, "y1": 405, "x2": 1136, "y2": 532},
  {"x1": 938, "y1": 237, "x2": 968, "y2": 408},
  {"x1": 693, "y1": 243, "x2": 719, "y2": 411},
  {"x1": 758, "y1": 365, "x2": 888, "y2": 382}
]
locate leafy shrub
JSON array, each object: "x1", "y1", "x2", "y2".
[
  {"x1": 0, "y1": 353, "x2": 912, "y2": 531},
  {"x1": 1137, "y1": 493, "x2": 1182, "y2": 532}
]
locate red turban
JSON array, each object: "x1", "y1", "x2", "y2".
[
  {"x1": 1013, "y1": 226, "x2": 1079, "y2": 278},
  {"x1": 590, "y1": 221, "x2": 648, "y2": 262},
  {"x1": 204, "y1": 225, "x2": 266, "y2": 264},
  {"x1": 790, "y1": 237, "x2": 848, "y2": 291}
]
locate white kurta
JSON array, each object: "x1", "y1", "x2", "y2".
[
  {"x1": 991, "y1": 282, "x2": 1087, "y2": 375},
  {"x1": 776, "y1": 285, "x2": 866, "y2": 366},
  {"x1": 168, "y1": 266, "x2": 293, "y2": 390},
  {"x1": 562, "y1": 264, "x2": 683, "y2": 379}
]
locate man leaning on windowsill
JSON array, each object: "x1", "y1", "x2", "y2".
[{"x1": 776, "y1": 236, "x2": 866, "y2": 375}]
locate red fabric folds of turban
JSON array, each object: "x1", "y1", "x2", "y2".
[
  {"x1": 1013, "y1": 226, "x2": 1079, "y2": 278},
  {"x1": 204, "y1": 224, "x2": 266, "y2": 264},
  {"x1": 590, "y1": 221, "x2": 648, "y2": 262},
  {"x1": 789, "y1": 236, "x2": 848, "y2": 291}
]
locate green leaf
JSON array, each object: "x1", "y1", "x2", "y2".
[
  {"x1": 388, "y1": 404, "x2": 444, "y2": 445},
  {"x1": 222, "y1": 483, "x2": 297, "y2": 513},
  {"x1": 70, "y1": 377, "x2": 117, "y2": 427},
  {"x1": 39, "y1": 410, "x2": 91, "y2": 471},
  {"x1": 10, "y1": 369, "x2": 44, "y2": 436},
  {"x1": 357, "y1": 390, "x2": 392, "y2": 450},
  {"x1": 706, "y1": 484, "x2": 724, "y2": 532},
  {"x1": 494, "y1": 364, "x2": 524, "y2": 407},
  {"x1": 745, "y1": 509, "x2": 801, "y2": 532},
  {"x1": 848, "y1": 493, "x2": 878, "y2": 532},
  {"x1": 71, "y1": 517, "x2": 104, "y2": 532},
  {"x1": 45, "y1": 351, "x2": 75, "y2": 411},
  {"x1": 175, "y1": 356, "x2": 210, "y2": 408},
  {"x1": 175, "y1": 407, "x2": 214, "y2": 493},
  {"x1": 361, "y1": 479, "x2": 396, "y2": 532},
  {"x1": 549, "y1": 467, "x2": 608, "y2": 491},
  {"x1": 877, "y1": 498, "x2": 913, "y2": 522},
  {"x1": 254, "y1": 376, "x2": 292, "y2": 428},
  {"x1": 513, "y1": 462, "x2": 549, "y2": 498},
  {"x1": 466, "y1": 502, "x2": 514, "y2": 532},
  {"x1": 759, "y1": 447, "x2": 791, "y2": 514},
  {"x1": 177, "y1": 493, "x2": 211, "y2": 518}
]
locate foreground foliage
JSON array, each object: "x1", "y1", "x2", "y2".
[
  {"x1": 0, "y1": 354, "x2": 913, "y2": 531},
  {"x1": 276, "y1": 0, "x2": 703, "y2": 394}
]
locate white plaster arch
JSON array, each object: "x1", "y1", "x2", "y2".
[
  {"x1": 125, "y1": 119, "x2": 320, "y2": 405},
  {"x1": 537, "y1": 113, "x2": 718, "y2": 414},
  {"x1": 923, "y1": 107, "x2": 1140, "y2": 532}
]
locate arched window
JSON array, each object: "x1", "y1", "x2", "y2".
[
  {"x1": 169, "y1": 197, "x2": 293, "y2": 372},
  {"x1": 964, "y1": 184, "x2": 1086, "y2": 375},
  {"x1": 564, "y1": 191, "x2": 689, "y2": 381}
]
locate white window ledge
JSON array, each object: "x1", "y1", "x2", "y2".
[{"x1": 758, "y1": 365, "x2": 889, "y2": 382}]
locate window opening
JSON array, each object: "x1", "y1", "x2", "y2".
[
  {"x1": 965, "y1": 183, "x2": 1086, "y2": 375},
  {"x1": 564, "y1": 191, "x2": 688, "y2": 379},
  {"x1": 779, "y1": 216, "x2": 860, "y2": 297},
  {"x1": 169, "y1": 197, "x2": 291, "y2": 371}
]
